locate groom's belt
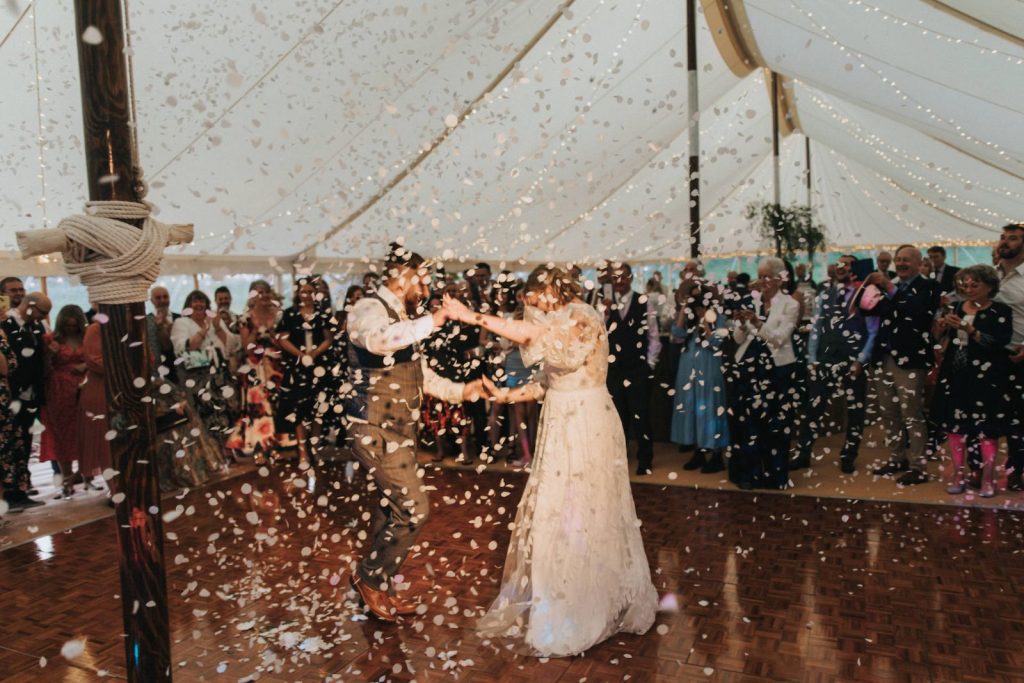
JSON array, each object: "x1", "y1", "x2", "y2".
[{"x1": 352, "y1": 343, "x2": 416, "y2": 369}]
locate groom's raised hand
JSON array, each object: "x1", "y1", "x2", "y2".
[{"x1": 431, "y1": 304, "x2": 449, "y2": 328}]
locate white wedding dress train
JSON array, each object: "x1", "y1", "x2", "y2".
[{"x1": 477, "y1": 302, "x2": 658, "y2": 657}]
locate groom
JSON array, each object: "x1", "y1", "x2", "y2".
[{"x1": 345, "y1": 242, "x2": 487, "y2": 621}]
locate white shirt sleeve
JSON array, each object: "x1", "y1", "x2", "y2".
[
  {"x1": 645, "y1": 300, "x2": 661, "y2": 367},
  {"x1": 756, "y1": 296, "x2": 800, "y2": 356},
  {"x1": 170, "y1": 317, "x2": 194, "y2": 356},
  {"x1": 421, "y1": 360, "x2": 466, "y2": 403},
  {"x1": 347, "y1": 298, "x2": 435, "y2": 356}
]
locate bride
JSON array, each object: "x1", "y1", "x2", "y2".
[{"x1": 444, "y1": 265, "x2": 658, "y2": 657}]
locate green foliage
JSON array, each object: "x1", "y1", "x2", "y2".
[{"x1": 744, "y1": 201, "x2": 827, "y2": 261}]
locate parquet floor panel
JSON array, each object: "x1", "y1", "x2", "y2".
[{"x1": 2, "y1": 463, "x2": 1024, "y2": 682}]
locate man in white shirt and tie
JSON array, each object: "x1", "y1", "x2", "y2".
[
  {"x1": 604, "y1": 262, "x2": 662, "y2": 475},
  {"x1": 345, "y1": 242, "x2": 488, "y2": 621}
]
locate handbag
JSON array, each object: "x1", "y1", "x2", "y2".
[{"x1": 181, "y1": 349, "x2": 211, "y2": 370}]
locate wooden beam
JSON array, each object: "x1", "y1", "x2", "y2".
[
  {"x1": 770, "y1": 70, "x2": 782, "y2": 257},
  {"x1": 73, "y1": 2, "x2": 171, "y2": 681},
  {"x1": 687, "y1": 0, "x2": 701, "y2": 259}
]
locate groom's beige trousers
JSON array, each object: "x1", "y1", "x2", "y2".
[{"x1": 349, "y1": 361, "x2": 430, "y2": 592}]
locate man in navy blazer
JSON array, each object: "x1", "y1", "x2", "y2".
[
  {"x1": 927, "y1": 245, "x2": 960, "y2": 294},
  {"x1": 864, "y1": 245, "x2": 942, "y2": 486}
]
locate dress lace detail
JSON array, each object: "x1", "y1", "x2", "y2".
[{"x1": 478, "y1": 302, "x2": 658, "y2": 657}]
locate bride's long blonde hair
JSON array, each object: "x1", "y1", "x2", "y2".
[{"x1": 524, "y1": 265, "x2": 583, "y2": 307}]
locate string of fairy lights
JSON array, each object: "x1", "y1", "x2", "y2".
[
  {"x1": 409, "y1": 0, "x2": 656, "y2": 263},
  {"x1": 205, "y1": 0, "x2": 610, "y2": 257},
  {"x1": 212, "y1": 0, "x2": 606, "y2": 255},
  {"x1": 10, "y1": 1, "x2": 1019, "y2": 267},
  {"x1": 188, "y1": 0, "x2": 516, "y2": 253},
  {"x1": 799, "y1": 87, "x2": 1024, "y2": 211},
  {"x1": 827, "y1": 148, "x2": 1002, "y2": 240},
  {"x1": 30, "y1": 4, "x2": 50, "y2": 260},
  {"x1": 843, "y1": 0, "x2": 1023, "y2": 65},
  {"x1": 785, "y1": 0, "x2": 1019, "y2": 171},
  {"x1": 527, "y1": 78, "x2": 766, "y2": 262},
  {"x1": 318, "y1": 0, "x2": 655, "y2": 263},
  {"x1": 215, "y1": 0, "x2": 520, "y2": 250}
]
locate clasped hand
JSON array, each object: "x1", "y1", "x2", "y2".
[
  {"x1": 440, "y1": 294, "x2": 475, "y2": 324},
  {"x1": 462, "y1": 375, "x2": 504, "y2": 402}
]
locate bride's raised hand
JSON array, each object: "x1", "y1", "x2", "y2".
[{"x1": 443, "y1": 294, "x2": 474, "y2": 323}]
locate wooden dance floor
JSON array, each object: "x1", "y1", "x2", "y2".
[{"x1": 1, "y1": 464, "x2": 1023, "y2": 682}]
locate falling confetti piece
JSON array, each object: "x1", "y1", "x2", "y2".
[
  {"x1": 60, "y1": 638, "x2": 86, "y2": 661},
  {"x1": 81, "y1": 26, "x2": 103, "y2": 44}
]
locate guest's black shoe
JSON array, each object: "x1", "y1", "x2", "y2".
[
  {"x1": 1007, "y1": 471, "x2": 1023, "y2": 492},
  {"x1": 790, "y1": 454, "x2": 812, "y2": 471},
  {"x1": 9, "y1": 496, "x2": 43, "y2": 511},
  {"x1": 683, "y1": 450, "x2": 706, "y2": 471},
  {"x1": 897, "y1": 469, "x2": 928, "y2": 486},
  {"x1": 840, "y1": 459, "x2": 856, "y2": 474},
  {"x1": 737, "y1": 481, "x2": 755, "y2": 491},
  {"x1": 700, "y1": 451, "x2": 724, "y2": 474},
  {"x1": 635, "y1": 467, "x2": 651, "y2": 476},
  {"x1": 872, "y1": 461, "x2": 909, "y2": 476}
]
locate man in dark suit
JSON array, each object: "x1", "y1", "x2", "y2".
[
  {"x1": 586, "y1": 261, "x2": 612, "y2": 309},
  {"x1": 147, "y1": 286, "x2": 179, "y2": 381},
  {"x1": 796, "y1": 255, "x2": 879, "y2": 474},
  {"x1": 927, "y1": 245, "x2": 960, "y2": 293},
  {"x1": 875, "y1": 250, "x2": 897, "y2": 279},
  {"x1": 864, "y1": 245, "x2": 942, "y2": 486},
  {"x1": 605, "y1": 262, "x2": 661, "y2": 475},
  {"x1": 2, "y1": 291, "x2": 51, "y2": 510}
]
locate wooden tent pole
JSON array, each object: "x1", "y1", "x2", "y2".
[
  {"x1": 73, "y1": 2, "x2": 171, "y2": 681},
  {"x1": 770, "y1": 70, "x2": 782, "y2": 257},
  {"x1": 686, "y1": 0, "x2": 701, "y2": 259},
  {"x1": 805, "y1": 135, "x2": 812, "y2": 211}
]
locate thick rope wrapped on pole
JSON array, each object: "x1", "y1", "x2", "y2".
[{"x1": 15, "y1": 200, "x2": 194, "y2": 304}]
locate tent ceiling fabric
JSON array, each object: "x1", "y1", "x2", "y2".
[{"x1": 1, "y1": 0, "x2": 1021, "y2": 274}]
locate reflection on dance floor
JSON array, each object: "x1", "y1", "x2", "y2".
[{"x1": 1, "y1": 463, "x2": 1022, "y2": 681}]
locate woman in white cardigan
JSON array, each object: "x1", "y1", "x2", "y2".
[
  {"x1": 170, "y1": 290, "x2": 240, "y2": 448},
  {"x1": 733, "y1": 257, "x2": 801, "y2": 488}
]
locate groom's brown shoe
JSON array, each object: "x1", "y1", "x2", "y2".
[
  {"x1": 388, "y1": 591, "x2": 421, "y2": 616},
  {"x1": 350, "y1": 574, "x2": 396, "y2": 622}
]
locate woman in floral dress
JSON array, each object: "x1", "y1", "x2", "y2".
[
  {"x1": 226, "y1": 280, "x2": 285, "y2": 461},
  {"x1": 0, "y1": 317, "x2": 25, "y2": 502}
]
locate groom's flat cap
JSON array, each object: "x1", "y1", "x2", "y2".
[{"x1": 385, "y1": 241, "x2": 426, "y2": 270}]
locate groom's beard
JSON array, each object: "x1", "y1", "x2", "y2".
[{"x1": 406, "y1": 299, "x2": 425, "y2": 318}]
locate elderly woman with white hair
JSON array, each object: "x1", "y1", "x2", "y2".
[{"x1": 731, "y1": 256, "x2": 802, "y2": 489}]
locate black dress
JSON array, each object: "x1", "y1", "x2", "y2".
[
  {"x1": 931, "y1": 301, "x2": 1013, "y2": 437},
  {"x1": 275, "y1": 306, "x2": 337, "y2": 432}
]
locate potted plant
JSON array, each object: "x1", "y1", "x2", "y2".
[{"x1": 744, "y1": 201, "x2": 827, "y2": 264}]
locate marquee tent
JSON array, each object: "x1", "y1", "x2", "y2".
[{"x1": 1, "y1": 0, "x2": 1021, "y2": 275}]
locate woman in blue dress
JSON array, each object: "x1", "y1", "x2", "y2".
[{"x1": 671, "y1": 282, "x2": 731, "y2": 473}]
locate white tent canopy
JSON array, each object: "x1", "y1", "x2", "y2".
[{"x1": 2, "y1": 0, "x2": 1021, "y2": 275}]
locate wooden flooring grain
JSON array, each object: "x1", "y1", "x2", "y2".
[{"x1": 1, "y1": 462, "x2": 1023, "y2": 682}]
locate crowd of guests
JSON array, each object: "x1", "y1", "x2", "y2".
[
  {"x1": 644, "y1": 226, "x2": 1024, "y2": 498},
  {"x1": 2, "y1": 224, "x2": 1022, "y2": 513}
]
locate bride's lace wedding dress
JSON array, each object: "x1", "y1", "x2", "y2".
[{"x1": 477, "y1": 302, "x2": 658, "y2": 657}]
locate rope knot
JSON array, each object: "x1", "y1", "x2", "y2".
[{"x1": 16, "y1": 200, "x2": 194, "y2": 305}]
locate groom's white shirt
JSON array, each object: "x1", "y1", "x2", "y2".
[{"x1": 347, "y1": 285, "x2": 465, "y2": 404}]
